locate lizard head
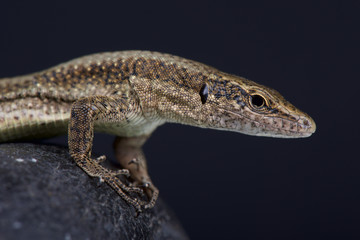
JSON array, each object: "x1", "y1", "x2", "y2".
[{"x1": 199, "y1": 73, "x2": 316, "y2": 138}]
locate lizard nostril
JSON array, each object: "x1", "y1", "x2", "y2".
[{"x1": 300, "y1": 116, "x2": 316, "y2": 135}]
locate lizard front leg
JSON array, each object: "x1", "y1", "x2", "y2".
[
  {"x1": 68, "y1": 96, "x2": 146, "y2": 213},
  {"x1": 114, "y1": 136, "x2": 159, "y2": 209}
]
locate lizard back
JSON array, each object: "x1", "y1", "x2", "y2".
[{"x1": 0, "y1": 51, "x2": 218, "y2": 141}]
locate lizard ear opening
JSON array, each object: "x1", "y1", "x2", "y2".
[{"x1": 199, "y1": 83, "x2": 209, "y2": 104}]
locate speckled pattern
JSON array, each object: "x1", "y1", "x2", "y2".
[{"x1": 0, "y1": 51, "x2": 316, "y2": 212}]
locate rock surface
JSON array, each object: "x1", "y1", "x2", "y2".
[{"x1": 0, "y1": 143, "x2": 188, "y2": 240}]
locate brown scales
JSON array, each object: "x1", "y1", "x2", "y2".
[{"x1": 0, "y1": 51, "x2": 316, "y2": 214}]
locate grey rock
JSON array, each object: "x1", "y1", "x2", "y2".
[{"x1": 0, "y1": 143, "x2": 189, "y2": 240}]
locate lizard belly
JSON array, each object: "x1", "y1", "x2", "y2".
[{"x1": 94, "y1": 117, "x2": 164, "y2": 137}]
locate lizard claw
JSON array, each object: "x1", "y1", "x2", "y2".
[
  {"x1": 128, "y1": 158, "x2": 139, "y2": 165},
  {"x1": 141, "y1": 181, "x2": 151, "y2": 188},
  {"x1": 128, "y1": 158, "x2": 141, "y2": 171},
  {"x1": 94, "y1": 155, "x2": 107, "y2": 163}
]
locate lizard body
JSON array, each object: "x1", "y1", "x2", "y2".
[{"x1": 0, "y1": 51, "x2": 316, "y2": 213}]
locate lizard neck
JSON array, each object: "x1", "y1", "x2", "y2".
[{"x1": 127, "y1": 62, "x2": 214, "y2": 127}]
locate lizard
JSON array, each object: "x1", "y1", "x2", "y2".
[{"x1": 0, "y1": 51, "x2": 316, "y2": 213}]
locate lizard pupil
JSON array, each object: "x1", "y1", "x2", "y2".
[
  {"x1": 251, "y1": 95, "x2": 265, "y2": 108},
  {"x1": 199, "y1": 83, "x2": 209, "y2": 104}
]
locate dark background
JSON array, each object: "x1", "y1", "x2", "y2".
[{"x1": 1, "y1": 1, "x2": 358, "y2": 239}]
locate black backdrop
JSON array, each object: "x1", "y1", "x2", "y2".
[{"x1": 1, "y1": 1, "x2": 359, "y2": 239}]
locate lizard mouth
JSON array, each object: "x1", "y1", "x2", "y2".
[{"x1": 217, "y1": 108, "x2": 316, "y2": 138}]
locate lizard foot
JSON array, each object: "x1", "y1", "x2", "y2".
[
  {"x1": 144, "y1": 183, "x2": 159, "y2": 210},
  {"x1": 113, "y1": 136, "x2": 160, "y2": 211},
  {"x1": 131, "y1": 176, "x2": 159, "y2": 210},
  {"x1": 77, "y1": 157, "x2": 146, "y2": 213}
]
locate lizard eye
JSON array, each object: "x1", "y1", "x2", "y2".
[
  {"x1": 251, "y1": 94, "x2": 266, "y2": 108},
  {"x1": 199, "y1": 83, "x2": 209, "y2": 104}
]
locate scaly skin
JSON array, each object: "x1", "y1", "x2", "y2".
[{"x1": 0, "y1": 51, "x2": 316, "y2": 213}]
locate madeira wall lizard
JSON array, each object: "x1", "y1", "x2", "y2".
[{"x1": 0, "y1": 51, "x2": 316, "y2": 213}]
